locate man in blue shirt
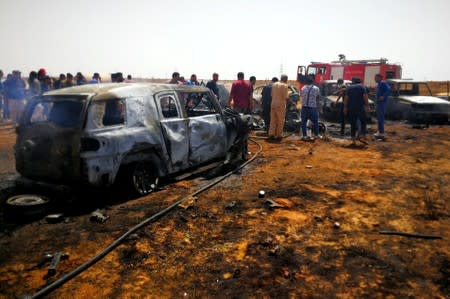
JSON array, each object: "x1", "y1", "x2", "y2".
[
  {"x1": 374, "y1": 74, "x2": 391, "y2": 139},
  {"x1": 344, "y1": 77, "x2": 369, "y2": 145}
]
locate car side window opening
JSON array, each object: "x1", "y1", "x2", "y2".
[
  {"x1": 181, "y1": 92, "x2": 217, "y2": 117},
  {"x1": 29, "y1": 98, "x2": 83, "y2": 128},
  {"x1": 159, "y1": 95, "x2": 179, "y2": 118},
  {"x1": 103, "y1": 99, "x2": 126, "y2": 126}
]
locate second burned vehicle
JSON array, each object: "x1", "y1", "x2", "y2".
[
  {"x1": 384, "y1": 79, "x2": 450, "y2": 123},
  {"x1": 15, "y1": 83, "x2": 250, "y2": 196},
  {"x1": 320, "y1": 80, "x2": 375, "y2": 122}
]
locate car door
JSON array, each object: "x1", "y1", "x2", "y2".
[
  {"x1": 157, "y1": 92, "x2": 190, "y2": 169},
  {"x1": 183, "y1": 91, "x2": 227, "y2": 165}
]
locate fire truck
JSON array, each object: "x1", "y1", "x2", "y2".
[{"x1": 297, "y1": 57, "x2": 402, "y2": 88}]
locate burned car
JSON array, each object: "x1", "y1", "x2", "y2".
[
  {"x1": 15, "y1": 83, "x2": 249, "y2": 195},
  {"x1": 320, "y1": 80, "x2": 375, "y2": 121},
  {"x1": 385, "y1": 79, "x2": 450, "y2": 123},
  {"x1": 252, "y1": 84, "x2": 300, "y2": 114}
]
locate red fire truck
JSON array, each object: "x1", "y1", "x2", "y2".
[{"x1": 297, "y1": 57, "x2": 402, "y2": 88}]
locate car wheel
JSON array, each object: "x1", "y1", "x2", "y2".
[
  {"x1": 5, "y1": 194, "x2": 50, "y2": 220},
  {"x1": 129, "y1": 162, "x2": 159, "y2": 196}
]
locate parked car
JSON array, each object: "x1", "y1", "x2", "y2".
[
  {"x1": 384, "y1": 79, "x2": 450, "y2": 123},
  {"x1": 319, "y1": 80, "x2": 376, "y2": 122},
  {"x1": 252, "y1": 84, "x2": 300, "y2": 114},
  {"x1": 15, "y1": 83, "x2": 250, "y2": 195}
]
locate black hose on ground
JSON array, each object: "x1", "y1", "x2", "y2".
[{"x1": 26, "y1": 138, "x2": 263, "y2": 299}]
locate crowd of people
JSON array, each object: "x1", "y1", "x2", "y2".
[
  {"x1": 0, "y1": 69, "x2": 134, "y2": 125},
  {"x1": 0, "y1": 67, "x2": 390, "y2": 144}
]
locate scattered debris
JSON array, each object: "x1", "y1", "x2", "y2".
[
  {"x1": 225, "y1": 201, "x2": 237, "y2": 209},
  {"x1": 379, "y1": 230, "x2": 442, "y2": 239},
  {"x1": 90, "y1": 209, "x2": 109, "y2": 223},
  {"x1": 179, "y1": 196, "x2": 197, "y2": 209},
  {"x1": 45, "y1": 214, "x2": 65, "y2": 224},
  {"x1": 47, "y1": 252, "x2": 64, "y2": 277},
  {"x1": 264, "y1": 198, "x2": 283, "y2": 209},
  {"x1": 412, "y1": 124, "x2": 429, "y2": 129},
  {"x1": 235, "y1": 241, "x2": 249, "y2": 261}
]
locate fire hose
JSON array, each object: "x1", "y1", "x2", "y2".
[{"x1": 24, "y1": 137, "x2": 263, "y2": 299}]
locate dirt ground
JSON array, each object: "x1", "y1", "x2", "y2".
[{"x1": 0, "y1": 119, "x2": 449, "y2": 298}]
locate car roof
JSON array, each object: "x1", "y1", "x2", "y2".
[
  {"x1": 43, "y1": 83, "x2": 211, "y2": 101},
  {"x1": 387, "y1": 79, "x2": 427, "y2": 84}
]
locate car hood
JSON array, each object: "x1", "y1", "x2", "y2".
[{"x1": 399, "y1": 96, "x2": 450, "y2": 105}]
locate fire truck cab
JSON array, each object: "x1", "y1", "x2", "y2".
[{"x1": 297, "y1": 58, "x2": 402, "y2": 88}]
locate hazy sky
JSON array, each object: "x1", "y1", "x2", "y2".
[{"x1": 1, "y1": 0, "x2": 449, "y2": 80}]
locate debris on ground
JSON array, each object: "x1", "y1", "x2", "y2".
[{"x1": 90, "y1": 209, "x2": 109, "y2": 223}]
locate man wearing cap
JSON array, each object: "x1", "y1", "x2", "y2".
[{"x1": 344, "y1": 77, "x2": 369, "y2": 145}]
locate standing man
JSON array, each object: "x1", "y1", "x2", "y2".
[
  {"x1": 300, "y1": 76, "x2": 321, "y2": 140},
  {"x1": 268, "y1": 75, "x2": 289, "y2": 141},
  {"x1": 6, "y1": 70, "x2": 26, "y2": 126},
  {"x1": 261, "y1": 77, "x2": 278, "y2": 131},
  {"x1": 249, "y1": 76, "x2": 256, "y2": 92},
  {"x1": 344, "y1": 77, "x2": 369, "y2": 145},
  {"x1": 206, "y1": 73, "x2": 220, "y2": 99},
  {"x1": 374, "y1": 73, "x2": 391, "y2": 139},
  {"x1": 185, "y1": 74, "x2": 199, "y2": 86},
  {"x1": 333, "y1": 78, "x2": 347, "y2": 135},
  {"x1": 228, "y1": 72, "x2": 252, "y2": 114},
  {"x1": 167, "y1": 72, "x2": 181, "y2": 84}
]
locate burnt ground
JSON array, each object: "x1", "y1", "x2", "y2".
[{"x1": 0, "y1": 119, "x2": 449, "y2": 298}]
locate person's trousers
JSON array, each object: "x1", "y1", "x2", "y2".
[
  {"x1": 8, "y1": 99, "x2": 26, "y2": 125},
  {"x1": 301, "y1": 107, "x2": 319, "y2": 136},
  {"x1": 376, "y1": 102, "x2": 386, "y2": 134},
  {"x1": 262, "y1": 102, "x2": 271, "y2": 130},
  {"x1": 268, "y1": 104, "x2": 286, "y2": 138},
  {"x1": 338, "y1": 102, "x2": 346, "y2": 133},
  {"x1": 349, "y1": 110, "x2": 367, "y2": 138}
]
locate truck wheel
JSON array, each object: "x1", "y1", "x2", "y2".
[{"x1": 129, "y1": 162, "x2": 159, "y2": 196}]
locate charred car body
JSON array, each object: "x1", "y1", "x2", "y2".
[
  {"x1": 15, "y1": 83, "x2": 250, "y2": 195},
  {"x1": 320, "y1": 80, "x2": 375, "y2": 122},
  {"x1": 384, "y1": 79, "x2": 450, "y2": 123}
]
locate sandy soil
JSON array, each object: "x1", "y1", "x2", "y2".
[{"x1": 0, "y1": 119, "x2": 449, "y2": 298}]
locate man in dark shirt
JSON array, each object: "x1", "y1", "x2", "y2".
[
  {"x1": 344, "y1": 77, "x2": 369, "y2": 145},
  {"x1": 206, "y1": 73, "x2": 220, "y2": 103},
  {"x1": 261, "y1": 77, "x2": 278, "y2": 131}
]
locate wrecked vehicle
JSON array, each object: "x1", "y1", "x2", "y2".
[
  {"x1": 15, "y1": 83, "x2": 250, "y2": 195},
  {"x1": 252, "y1": 84, "x2": 300, "y2": 115},
  {"x1": 384, "y1": 79, "x2": 450, "y2": 123},
  {"x1": 320, "y1": 80, "x2": 376, "y2": 122}
]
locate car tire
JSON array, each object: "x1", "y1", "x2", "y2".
[
  {"x1": 128, "y1": 162, "x2": 159, "y2": 196},
  {"x1": 5, "y1": 194, "x2": 50, "y2": 221}
]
